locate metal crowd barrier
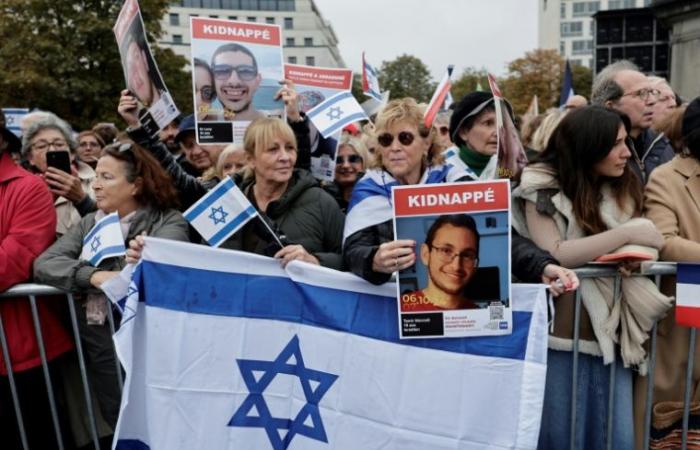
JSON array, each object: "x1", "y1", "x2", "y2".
[{"x1": 0, "y1": 284, "x2": 122, "y2": 450}]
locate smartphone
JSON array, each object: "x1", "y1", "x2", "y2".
[{"x1": 46, "y1": 151, "x2": 72, "y2": 174}]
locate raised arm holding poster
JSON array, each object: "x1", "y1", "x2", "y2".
[
  {"x1": 392, "y1": 180, "x2": 512, "y2": 339},
  {"x1": 190, "y1": 18, "x2": 284, "y2": 144},
  {"x1": 284, "y1": 63, "x2": 353, "y2": 181},
  {"x1": 114, "y1": 0, "x2": 179, "y2": 137}
]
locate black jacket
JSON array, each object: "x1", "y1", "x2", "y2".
[
  {"x1": 511, "y1": 229, "x2": 558, "y2": 283},
  {"x1": 628, "y1": 128, "x2": 674, "y2": 184}
]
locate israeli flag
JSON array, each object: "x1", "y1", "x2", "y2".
[
  {"x1": 1, "y1": 107, "x2": 29, "y2": 137},
  {"x1": 80, "y1": 212, "x2": 125, "y2": 266},
  {"x1": 113, "y1": 237, "x2": 548, "y2": 450},
  {"x1": 183, "y1": 177, "x2": 258, "y2": 247},
  {"x1": 363, "y1": 61, "x2": 382, "y2": 102},
  {"x1": 306, "y1": 91, "x2": 369, "y2": 139}
]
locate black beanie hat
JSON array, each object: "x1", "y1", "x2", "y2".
[{"x1": 449, "y1": 91, "x2": 493, "y2": 146}]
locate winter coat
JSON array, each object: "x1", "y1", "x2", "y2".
[
  {"x1": 222, "y1": 169, "x2": 345, "y2": 270},
  {"x1": 511, "y1": 229, "x2": 558, "y2": 283},
  {"x1": 628, "y1": 128, "x2": 675, "y2": 184},
  {"x1": 0, "y1": 151, "x2": 73, "y2": 374},
  {"x1": 34, "y1": 207, "x2": 189, "y2": 293}
]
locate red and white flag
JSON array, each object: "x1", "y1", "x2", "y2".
[
  {"x1": 676, "y1": 263, "x2": 700, "y2": 327},
  {"x1": 423, "y1": 65, "x2": 454, "y2": 128},
  {"x1": 525, "y1": 95, "x2": 539, "y2": 119}
]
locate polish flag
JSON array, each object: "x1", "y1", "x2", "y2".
[
  {"x1": 676, "y1": 263, "x2": 700, "y2": 327},
  {"x1": 424, "y1": 65, "x2": 454, "y2": 128}
]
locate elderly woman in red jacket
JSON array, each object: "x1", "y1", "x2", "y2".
[{"x1": 0, "y1": 125, "x2": 73, "y2": 449}]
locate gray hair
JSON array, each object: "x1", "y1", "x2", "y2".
[
  {"x1": 21, "y1": 115, "x2": 77, "y2": 157},
  {"x1": 591, "y1": 60, "x2": 640, "y2": 106}
]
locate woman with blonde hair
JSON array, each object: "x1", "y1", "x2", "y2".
[{"x1": 323, "y1": 134, "x2": 370, "y2": 212}]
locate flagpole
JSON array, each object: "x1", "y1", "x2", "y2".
[{"x1": 255, "y1": 215, "x2": 286, "y2": 249}]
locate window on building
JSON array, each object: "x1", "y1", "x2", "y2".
[
  {"x1": 183, "y1": 0, "x2": 201, "y2": 7},
  {"x1": 222, "y1": 0, "x2": 240, "y2": 8},
  {"x1": 278, "y1": 0, "x2": 295, "y2": 11},
  {"x1": 190, "y1": 14, "x2": 199, "y2": 18},
  {"x1": 560, "y1": 2, "x2": 566, "y2": 19},
  {"x1": 201, "y1": 0, "x2": 220, "y2": 8},
  {"x1": 240, "y1": 0, "x2": 258, "y2": 9},
  {"x1": 561, "y1": 21, "x2": 583, "y2": 37},
  {"x1": 288, "y1": 56, "x2": 297, "y2": 64},
  {"x1": 608, "y1": 0, "x2": 633, "y2": 9},
  {"x1": 571, "y1": 59, "x2": 583, "y2": 67},
  {"x1": 173, "y1": 34, "x2": 183, "y2": 44},
  {"x1": 284, "y1": 17, "x2": 293, "y2": 29},
  {"x1": 304, "y1": 37, "x2": 312, "y2": 47},
  {"x1": 210, "y1": 15, "x2": 219, "y2": 18},
  {"x1": 228, "y1": 15, "x2": 238, "y2": 20},
  {"x1": 572, "y1": 1, "x2": 600, "y2": 17},
  {"x1": 260, "y1": 0, "x2": 277, "y2": 10},
  {"x1": 560, "y1": 41, "x2": 565, "y2": 54},
  {"x1": 305, "y1": 56, "x2": 315, "y2": 66},
  {"x1": 285, "y1": 37, "x2": 295, "y2": 46},
  {"x1": 247, "y1": 16, "x2": 257, "y2": 22},
  {"x1": 169, "y1": 13, "x2": 180, "y2": 26},
  {"x1": 572, "y1": 39, "x2": 594, "y2": 54}
]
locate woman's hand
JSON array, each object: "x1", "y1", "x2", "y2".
[
  {"x1": 118, "y1": 89, "x2": 140, "y2": 128},
  {"x1": 276, "y1": 79, "x2": 301, "y2": 123},
  {"x1": 371, "y1": 240, "x2": 416, "y2": 274},
  {"x1": 89, "y1": 271, "x2": 120, "y2": 289},
  {"x1": 44, "y1": 166, "x2": 86, "y2": 204},
  {"x1": 542, "y1": 263, "x2": 579, "y2": 297},
  {"x1": 125, "y1": 233, "x2": 147, "y2": 264},
  {"x1": 274, "y1": 244, "x2": 319, "y2": 268}
]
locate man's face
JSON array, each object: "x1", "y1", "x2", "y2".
[
  {"x1": 212, "y1": 50, "x2": 261, "y2": 114},
  {"x1": 420, "y1": 223, "x2": 479, "y2": 296},
  {"x1": 611, "y1": 70, "x2": 656, "y2": 135},
  {"x1": 126, "y1": 41, "x2": 153, "y2": 106},
  {"x1": 159, "y1": 120, "x2": 180, "y2": 153},
  {"x1": 181, "y1": 133, "x2": 212, "y2": 171}
]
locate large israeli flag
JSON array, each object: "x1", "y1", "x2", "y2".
[
  {"x1": 80, "y1": 212, "x2": 125, "y2": 266},
  {"x1": 306, "y1": 91, "x2": 368, "y2": 139},
  {"x1": 183, "y1": 177, "x2": 258, "y2": 247},
  {"x1": 113, "y1": 237, "x2": 548, "y2": 450}
]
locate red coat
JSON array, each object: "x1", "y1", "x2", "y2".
[{"x1": 0, "y1": 151, "x2": 73, "y2": 374}]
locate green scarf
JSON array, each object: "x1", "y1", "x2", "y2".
[{"x1": 458, "y1": 144, "x2": 492, "y2": 176}]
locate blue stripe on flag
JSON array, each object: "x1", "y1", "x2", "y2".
[
  {"x1": 89, "y1": 245, "x2": 126, "y2": 266},
  {"x1": 183, "y1": 178, "x2": 236, "y2": 222},
  {"x1": 138, "y1": 261, "x2": 531, "y2": 360},
  {"x1": 322, "y1": 112, "x2": 368, "y2": 137},
  {"x1": 83, "y1": 214, "x2": 120, "y2": 245},
  {"x1": 346, "y1": 177, "x2": 395, "y2": 212},
  {"x1": 306, "y1": 91, "x2": 354, "y2": 120},
  {"x1": 678, "y1": 263, "x2": 700, "y2": 285},
  {"x1": 208, "y1": 206, "x2": 258, "y2": 247}
]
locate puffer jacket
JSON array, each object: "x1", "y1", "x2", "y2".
[
  {"x1": 34, "y1": 207, "x2": 189, "y2": 293},
  {"x1": 222, "y1": 169, "x2": 345, "y2": 270}
]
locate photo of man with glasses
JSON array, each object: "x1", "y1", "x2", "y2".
[
  {"x1": 401, "y1": 214, "x2": 481, "y2": 312},
  {"x1": 207, "y1": 43, "x2": 264, "y2": 122}
]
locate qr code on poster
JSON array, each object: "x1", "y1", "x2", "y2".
[{"x1": 489, "y1": 303, "x2": 504, "y2": 321}]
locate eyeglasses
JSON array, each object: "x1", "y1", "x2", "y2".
[
  {"x1": 430, "y1": 244, "x2": 478, "y2": 266},
  {"x1": 31, "y1": 139, "x2": 68, "y2": 152},
  {"x1": 336, "y1": 154, "x2": 362, "y2": 165},
  {"x1": 621, "y1": 88, "x2": 660, "y2": 101},
  {"x1": 199, "y1": 86, "x2": 215, "y2": 102},
  {"x1": 377, "y1": 131, "x2": 416, "y2": 148},
  {"x1": 211, "y1": 64, "x2": 258, "y2": 82}
]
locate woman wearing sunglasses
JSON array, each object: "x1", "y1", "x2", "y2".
[
  {"x1": 34, "y1": 142, "x2": 189, "y2": 428},
  {"x1": 343, "y1": 98, "x2": 475, "y2": 284},
  {"x1": 323, "y1": 135, "x2": 370, "y2": 213}
]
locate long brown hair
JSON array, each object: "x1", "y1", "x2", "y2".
[{"x1": 535, "y1": 106, "x2": 643, "y2": 235}]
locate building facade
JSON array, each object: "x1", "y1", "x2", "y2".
[
  {"x1": 158, "y1": 0, "x2": 345, "y2": 68},
  {"x1": 539, "y1": 0, "x2": 653, "y2": 68}
]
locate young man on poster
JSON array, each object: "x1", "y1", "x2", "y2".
[
  {"x1": 209, "y1": 43, "x2": 264, "y2": 121},
  {"x1": 402, "y1": 214, "x2": 481, "y2": 311},
  {"x1": 121, "y1": 21, "x2": 164, "y2": 108}
]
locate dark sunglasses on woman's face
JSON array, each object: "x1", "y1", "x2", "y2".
[
  {"x1": 211, "y1": 64, "x2": 258, "y2": 82},
  {"x1": 336, "y1": 154, "x2": 362, "y2": 165},
  {"x1": 377, "y1": 131, "x2": 415, "y2": 148}
]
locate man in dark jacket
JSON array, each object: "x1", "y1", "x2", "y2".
[{"x1": 591, "y1": 60, "x2": 674, "y2": 184}]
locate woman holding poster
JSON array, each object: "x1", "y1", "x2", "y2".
[
  {"x1": 512, "y1": 106, "x2": 671, "y2": 450},
  {"x1": 343, "y1": 98, "x2": 475, "y2": 285}
]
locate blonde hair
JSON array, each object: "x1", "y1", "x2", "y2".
[
  {"x1": 370, "y1": 98, "x2": 436, "y2": 169},
  {"x1": 337, "y1": 134, "x2": 370, "y2": 167},
  {"x1": 531, "y1": 110, "x2": 567, "y2": 152},
  {"x1": 241, "y1": 118, "x2": 297, "y2": 179},
  {"x1": 216, "y1": 143, "x2": 246, "y2": 178}
]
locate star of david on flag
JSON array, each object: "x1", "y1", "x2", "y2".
[
  {"x1": 183, "y1": 177, "x2": 258, "y2": 247},
  {"x1": 80, "y1": 212, "x2": 126, "y2": 266},
  {"x1": 306, "y1": 91, "x2": 368, "y2": 139},
  {"x1": 229, "y1": 335, "x2": 338, "y2": 450}
]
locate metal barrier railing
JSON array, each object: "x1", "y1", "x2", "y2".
[{"x1": 0, "y1": 284, "x2": 122, "y2": 450}]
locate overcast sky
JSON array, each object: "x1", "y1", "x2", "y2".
[{"x1": 313, "y1": 0, "x2": 539, "y2": 81}]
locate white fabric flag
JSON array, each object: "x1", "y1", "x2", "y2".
[
  {"x1": 306, "y1": 91, "x2": 369, "y2": 139},
  {"x1": 80, "y1": 212, "x2": 125, "y2": 266}
]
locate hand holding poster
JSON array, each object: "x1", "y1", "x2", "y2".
[
  {"x1": 392, "y1": 180, "x2": 512, "y2": 339},
  {"x1": 190, "y1": 18, "x2": 284, "y2": 144},
  {"x1": 487, "y1": 73, "x2": 528, "y2": 180},
  {"x1": 284, "y1": 63, "x2": 353, "y2": 181},
  {"x1": 114, "y1": 0, "x2": 179, "y2": 137}
]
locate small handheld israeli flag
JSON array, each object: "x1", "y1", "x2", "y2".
[
  {"x1": 183, "y1": 177, "x2": 258, "y2": 247},
  {"x1": 362, "y1": 52, "x2": 382, "y2": 102},
  {"x1": 81, "y1": 212, "x2": 126, "y2": 266},
  {"x1": 306, "y1": 91, "x2": 369, "y2": 139}
]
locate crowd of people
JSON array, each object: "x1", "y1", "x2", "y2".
[{"x1": 0, "y1": 57, "x2": 699, "y2": 449}]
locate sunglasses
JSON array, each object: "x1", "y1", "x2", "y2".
[
  {"x1": 438, "y1": 126, "x2": 449, "y2": 135},
  {"x1": 336, "y1": 154, "x2": 362, "y2": 164},
  {"x1": 211, "y1": 64, "x2": 258, "y2": 82},
  {"x1": 377, "y1": 131, "x2": 416, "y2": 148}
]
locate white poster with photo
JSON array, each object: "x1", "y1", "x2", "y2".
[
  {"x1": 190, "y1": 18, "x2": 284, "y2": 144},
  {"x1": 114, "y1": 0, "x2": 180, "y2": 137},
  {"x1": 284, "y1": 64, "x2": 353, "y2": 182}
]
